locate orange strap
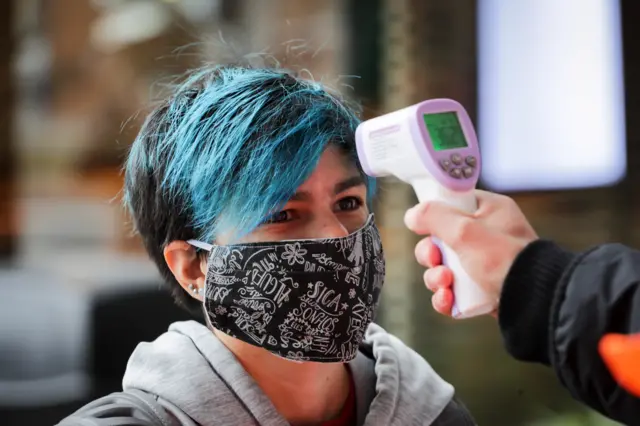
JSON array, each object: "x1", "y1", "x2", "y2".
[{"x1": 599, "y1": 333, "x2": 640, "y2": 397}]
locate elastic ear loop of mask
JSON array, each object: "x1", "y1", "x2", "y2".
[
  {"x1": 187, "y1": 240, "x2": 213, "y2": 251},
  {"x1": 187, "y1": 240, "x2": 213, "y2": 326}
]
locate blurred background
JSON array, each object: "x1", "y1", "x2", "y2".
[{"x1": 0, "y1": 0, "x2": 638, "y2": 424}]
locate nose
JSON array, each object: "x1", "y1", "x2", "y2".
[{"x1": 314, "y1": 213, "x2": 349, "y2": 239}]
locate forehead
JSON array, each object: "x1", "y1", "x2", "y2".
[{"x1": 296, "y1": 146, "x2": 361, "y2": 190}]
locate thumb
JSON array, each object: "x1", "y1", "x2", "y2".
[{"x1": 404, "y1": 201, "x2": 471, "y2": 239}]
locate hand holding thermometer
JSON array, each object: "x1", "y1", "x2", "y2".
[{"x1": 355, "y1": 98, "x2": 498, "y2": 318}]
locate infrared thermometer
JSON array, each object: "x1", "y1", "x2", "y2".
[{"x1": 355, "y1": 99, "x2": 497, "y2": 319}]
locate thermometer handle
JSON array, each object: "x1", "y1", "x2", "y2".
[{"x1": 411, "y1": 181, "x2": 498, "y2": 319}]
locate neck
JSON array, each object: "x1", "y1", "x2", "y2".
[{"x1": 215, "y1": 330, "x2": 351, "y2": 425}]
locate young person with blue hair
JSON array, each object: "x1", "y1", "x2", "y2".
[{"x1": 59, "y1": 66, "x2": 476, "y2": 426}]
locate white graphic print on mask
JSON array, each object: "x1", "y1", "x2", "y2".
[{"x1": 190, "y1": 214, "x2": 385, "y2": 363}]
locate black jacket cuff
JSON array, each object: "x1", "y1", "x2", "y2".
[{"x1": 498, "y1": 239, "x2": 576, "y2": 365}]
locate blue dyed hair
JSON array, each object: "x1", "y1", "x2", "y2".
[{"x1": 123, "y1": 65, "x2": 375, "y2": 313}]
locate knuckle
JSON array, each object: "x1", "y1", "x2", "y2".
[
  {"x1": 450, "y1": 218, "x2": 475, "y2": 247},
  {"x1": 492, "y1": 193, "x2": 517, "y2": 213},
  {"x1": 414, "y1": 202, "x2": 433, "y2": 223},
  {"x1": 419, "y1": 200, "x2": 433, "y2": 213},
  {"x1": 510, "y1": 222, "x2": 530, "y2": 238},
  {"x1": 495, "y1": 192, "x2": 514, "y2": 205},
  {"x1": 406, "y1": 202, "x2": 432, "y2": 232},
  {"x1": 479, "y1": 250, "x2": 501, "y2": 277},
  {"x1": 504, "y1": 196, "x2": 524, "y2": 217}
]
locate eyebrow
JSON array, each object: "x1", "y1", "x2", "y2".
[
  {"x1": 289, "y1": 175, "x2": 365, "y2": 201},
  {"x1": 334, "y1": 175, "x2": 365, "y2": 194}
]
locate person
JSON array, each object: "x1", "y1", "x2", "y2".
[
  {"x1": 403, "y1": 190, "x2": 640, "y2": 426},
  {"x1": 58, "y1": 66, "x2": 476, "y2": 426}
]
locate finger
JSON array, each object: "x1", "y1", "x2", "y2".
[
  {"x1": 473, "y1": 189, "x2": 497, "y2": 204},
  {"x1": 424, "y1": 266, "x2": 454, "y2": 292},
  {"x1": 404, "y1": 201, "x2": 471, "y2": 237},
  {"x1": 432, "y1": 288, "x2": 453, "y2": 316},
  {"x1": 415, "y1": 237, "x2": 442, "y2": 268},
  {"x1": 474, "y1": 189, "x2": 512, "y2": 216}
]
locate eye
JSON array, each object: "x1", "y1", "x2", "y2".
[
  {"x1": 262, "y1": 210, "x2": 293, "y2": 225},
  {"x1": 336, "y1": 196, "x2": 363, "y2": 212}
]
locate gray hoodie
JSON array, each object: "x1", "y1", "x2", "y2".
[{"x1": 58, "y1": 321, "x2": 475, "y2": 425}]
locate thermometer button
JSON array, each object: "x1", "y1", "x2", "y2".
[
  {"x1": 439, "y1": 159, "x2": 452, "y2": 171},
  {"x1": 450, "y1": 154, "x2": 463, "y2": 165},
  {"x1": 449, "y1": 168, "x2": 462, "y2": 179},
  {"x1": 462, "y1": 167, "x2": 474, "y2": 178},
  {"x1": 465, "y1": 156, "x2": 477, "y2": 168}
]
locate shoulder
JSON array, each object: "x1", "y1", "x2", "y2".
[
  {"x1": 360, "y1": 324, "x2": 475, "y2": 424},
  {"x1": 56, "y1": 390, "x2": 197, "y2": 426}
]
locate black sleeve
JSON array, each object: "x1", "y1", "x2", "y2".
[
  {"x1": 431, "y1": 396, "x2": 477, "y2": 426},
  {"x1": 498, "y1": 240, "x2": 640, "y2": 426}
]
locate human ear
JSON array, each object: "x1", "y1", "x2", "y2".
[{"x1": 164, "y1": 241, "x2": 206, "y2": 301}]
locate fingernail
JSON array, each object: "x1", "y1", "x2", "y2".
[
  {"x1": 404, "y1": 206, "x2": 418, "y2": 229},
  {"x1": 434, "y1": 289, "x2": 445, "y2": 306},
  {"x1": 415, "y1": 241, "x2": 428, "y2": 262}
]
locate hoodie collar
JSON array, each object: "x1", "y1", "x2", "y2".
[{"x1": 122, "y1": 321, "x2": 454, "y2": 426}]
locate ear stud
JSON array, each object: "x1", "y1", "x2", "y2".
[{"x1": 188, "y1": 284, "x2": 203, "y2": 296}]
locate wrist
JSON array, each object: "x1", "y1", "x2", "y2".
[{"x1": 497, "y1": 239, "x2": 576, "y2": 365}]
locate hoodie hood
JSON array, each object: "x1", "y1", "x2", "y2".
[{"x1": 122, "y1": 321, "x2": 454, "y2": 426}]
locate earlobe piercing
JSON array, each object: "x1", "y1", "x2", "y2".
[{"x1": 188, "y1": 284, "x2": 203, "y2": 296}]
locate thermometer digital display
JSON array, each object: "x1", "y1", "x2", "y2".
[{"x1": 423, "y1": 112, "x2": 469, "y2": 151}]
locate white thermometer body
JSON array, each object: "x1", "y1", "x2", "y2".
[{"x1": 355, "y1": 99, "x2": 497, "y2": 318}]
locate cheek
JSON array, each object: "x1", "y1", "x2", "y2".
[
  {"x1": 343, "y1": 208, "x2": 369, "y2": 233},
  {"x1": 235, "y1": 228, "x2": 277, "y2": 243}
]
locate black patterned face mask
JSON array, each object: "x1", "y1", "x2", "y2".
[{"x1": 187, "y1": 214, "x2": 385, "y2": 363}]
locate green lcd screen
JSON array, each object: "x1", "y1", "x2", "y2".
[{"x1": 423, "y1": 112, "x2": 468, "y2": 151}]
